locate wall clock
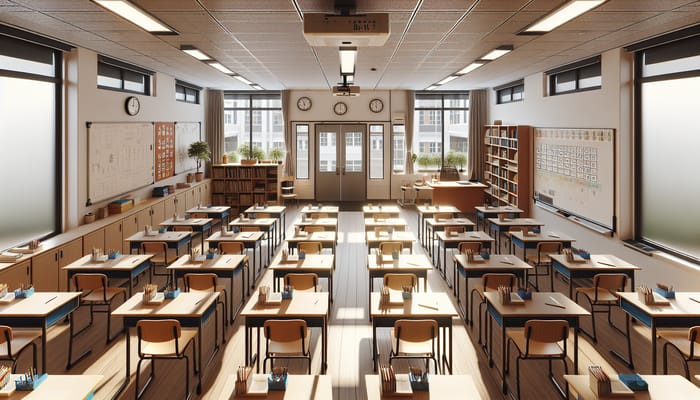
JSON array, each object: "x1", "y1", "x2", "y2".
[
  {"x1": 125, "y1": 96, "x2": 140, "y2": 116},
  {"x1": 333, "y1": 101, "x2": 348, "y2": 115},
  {"x1": 297, "y1": 96, "x2": 312, "y2": 111},
  {"x1": 369, "y1": 98, "x2": 384, "y2": 113}
]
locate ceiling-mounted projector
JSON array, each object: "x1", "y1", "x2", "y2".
[
  {"x1": 332, "y1": 85, "x2": 360, "y2": 96},
  {"x1": 304, "y1": 13, "x2": 390, "y2": 46}
]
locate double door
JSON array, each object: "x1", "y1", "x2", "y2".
[{"x1": 315, "y1": 124, "x2": 366, "y2": 202}]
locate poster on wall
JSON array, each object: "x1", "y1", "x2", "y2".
[
  {"x1": 155, "y1": 121, "x2": 175, "y2": 182},
  {"x1": 175, "y1": 122, "x2": 200, "y2": 174}
]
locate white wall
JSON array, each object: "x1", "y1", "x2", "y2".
[{"x1": 490, "y1": 48, "x2": 700, "y2": 289}]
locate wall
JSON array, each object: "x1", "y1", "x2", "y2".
[
  {"x1": 489, "y1": 48, "x2": 700, "y2": 289},
  {"x1": 64, "y1": 47, "x2": 206, "y2": 230}
]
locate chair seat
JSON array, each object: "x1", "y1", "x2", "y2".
[
  {"x1": 81, "y1": 287, "x2": 127, "y2": 303},
  {"x1": 267, "y1": 329, "x2": 311, "y2": 355},
  {"x1": 390, "y1": 331, "x2": 434, "y2": 355},
  {"x1": 140, "y1": 328, "x2": 198, "y2": 357},
  {"x1": 525, "y1": 254, "x2": 552, "y2": 265},
  {"x1": 508, "y1": 328, "x2": 565, "y2": 356},
  {"x1": 658, "y1": 329, "x2": 700, "y2": 359},
  {"x1": 281, "y1": 193, "x2": 297, "y2": 198},
  {"x1": 0, "y1": 329, "x2": 41, "y2": 358},
  {"x1": 576, "y1": 287, "x2": 618, "y2": 303}
]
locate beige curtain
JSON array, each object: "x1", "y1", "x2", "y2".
[
  {"x1": 281, "y1": 90, "x2": 293, "y2": 176},
  {"x1": 206, "y1": 89, "x2": 224, "y2": 175},
  {"x1": 405, "y1": 90, "x2": 415, "y2": 174},
  {"x1": 468, "y1": 89, "x2": 488, "y2": 181}
]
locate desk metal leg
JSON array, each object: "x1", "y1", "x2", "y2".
[{"x1": 372, "y1": 322, "x2": 378, "y2": 372}]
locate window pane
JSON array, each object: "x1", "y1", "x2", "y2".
[
  {"x1": 512, "y1": 85, "x2": 524, "y2": 100},
  {"x1": 185, "y1": 88, "x2": 197, "y2": 103},
  {"x1": 444, "y1": 95, "x2": 468, "y2": 108},
  {"x1": 369, "y1": 125, "x2": 383, "y2": 179},
  {"x1": 578, "y1": 63, "x2": 601, "y2": 89},
  {"x1": 224, "y1": 109, "x2": 248, "y2": 155},
  {"x1": 445, "y1": 109, "x2": 468, "y2": 170},
  {"x1": 252, "y1": 98, "x2": 281, "y2": 108},
  {"x1": 415, "y1": 95, "x2": 441, "y2": 108},
  {"x1": 555, "y1": 70, "x2": 576, "y2": 93},
  {"x1": 414, "y1": 109, "x2": 442, "y2": 171},
  {"x1": 498, "y1": 89, "x2": 512, "y2": 103},
  {"x1": 392, "y1": 125, "x2": 406, "y2": 173},
  {"x1": 97, "y1": 62, "x2": 121, "y2": 89},
  {"x1": 296, "y1": 125, "x2": 309, "y2": 179},
  {"x1": 318, "y1": 131, "x2": 336, "y2": 172},
  {"x1": 175, "y1": 85, "x2": 186, "y2": 101},
  {"x1": 345, "y1": 131, "x2": 362, "y2": 173}
]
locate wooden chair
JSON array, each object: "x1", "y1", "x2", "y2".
[
  {"x1": 263, "y1": 319, "x2": 311, "y2": 374},
  {"x1": 659, "y1": 326, "x2": 700, "y2": 378},
  {"x1": 254, "y1": 212, "x2": 272, "y2": 219},
  {"x1": 218, "y1": 241, "x2": 245, "y2": 255},
  {"x1": 433, "y1": 212, "x2": 452, "y2": 221},
  {"x1": 378, "y1": 241, "x2": 403, "y2": 255},
  {"x1": 458, "y1": 241, "x2": 483, "y2": 254},
  {"x1": 0, "y1": 326, "x2": 40, "y2": 373},
  {"x1": 298, "y1": 241, "x2": 322, "y2": 255},
  {"x1": 280, "y1": 176, "x2": 297, "y2": 206},
  {"x1": 507, "y1": 319, "x2": 569, "y2": 400},
  {"x1": 284, "y1": 273, "x2": 318, "y2": 292},
  {"x1": 135, "y1": 319, "x2": 198, "y2": 400},
  {"x1": 302, "y1": 225, "x2": 325, "y2": 233},
  {"x1": 140, "y1": 241, "x2": 173, "y2": 284},
  {"x1": 575, "y1": 273, "x2": 628, "y2": 342},
  {"x1": 184, "y1": 273, "x2": 228, "y2": 338},
  {"x1": 444, "y1": 226, "x2": 465, "y2": 236},
  {"x1": 383, "y1": 273, "x2": 418, "y2": 292},
  {"x1": 525, "y1": 242, "x2": 563, "y2": 291},
  {"x1": 389, "y1": 319, "x2": 439, "y2": 373},
  {"x1": 373, "y1": 213, "x2": 391, "y2": 222},
  {"x1": 189, "y1": 212, "x2": 208, "y2": 219},
  {"x1": 470, "y1": 273, "x2": 517, "y2": 344},
  {"x1": 310, "y1": 213, "x2": 328, "y2": 219}
]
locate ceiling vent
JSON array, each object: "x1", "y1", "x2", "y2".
[
  {"x1": 332, "y1": 85, "x2": 360, "y2": 96},
  {"x1": 303, "y1": 13, "x2": 390, "y2": 47}
]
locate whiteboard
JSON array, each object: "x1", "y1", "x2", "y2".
[
  {"x1": 175, "y1": 122, "x2": 200, "y2": 174},
  {"x1": 88, "y1": 122, "x2": 154, "y2": 204},
  {"x1": 533, "y1": 127, "x2": 615, "y2": 230}
]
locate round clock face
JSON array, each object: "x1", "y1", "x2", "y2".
[
  {"x1": 297, "y1": 96, "x2": 312, "y2": 111},
  {"x1": 333, "y1": 101, "x2": 347, "y2": 115},
  {"x1": 369, "y1": 98, "x2": 384, "y2": 113},
  {"x1": 125, "y1": 96, "x2": 140, "y2": 116}
]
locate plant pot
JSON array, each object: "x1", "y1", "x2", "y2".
[
  {"x1": 186, "y1": 174, "x2": 194, "y2": 183},
  {"x1": 241, "y1": 159, "x2": 257, "y2": 165},
  {"x1": 195, "y1": 172, "x2": 204, "y2": 182}
]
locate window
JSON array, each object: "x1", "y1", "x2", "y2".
[
  {"x1": 495, "y1": 79, "x2": 524, "y2": 104},
  {"x1": 413, "y1": 93, "x2": 469, "y2": 171},
  {"x1": 175, "y1": 80, "x2": 200, "y2": 104},
  {"x1": 224, "y1": 92, "x2": 283, "y2": 161},
  {"x1": 97, "y1": 55, "x2": 152, "y2": 95},
  {"x1": 392, "y1": 125, "x2": 406, "y2": 173},
  {"x1": 369, "y1": 125, "x2": 384, "y2": 179},
  {"x1": 0, "y1": 31, "x2": 66, "y2": 251},
  {"x1": 547, "y1": 56, "x2": 601, "y2": 96},
  {"x1": 632, "y1": 30, "x2": 700, "y2": 263},
  {"x1": 295, "y1": 124, "x2": 309, "y2": 179}
]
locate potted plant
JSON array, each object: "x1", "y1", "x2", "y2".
[
  {"x1": 445, "y1": 151, "x2": 467, "y2": 171},
  {"x1": 252, "y1": 146, "x2": 265, "y2": 162},
  {"x1": 416, "y1": 153, "x2": 441, "y2": 171},
  {"x1": 268, "y1": 147, "x2": 284, "y2": 164},
  {"x1": 238, "y1": 143, "x2": 256, "y2": 165},
  {"x1": 187, "y1": 140, "x2": 211, "y2": 181}
]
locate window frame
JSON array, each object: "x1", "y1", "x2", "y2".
[
  {"x1": 413, "y1": 92, "x2": 469, "y2": 171},
  {"x1": 97, "y1": 55, "x2": 152, "y2": 95},
  {"x1": 223, "y1": 91, "x2": 282, "y2": 162},
  {"x1": 369, "y1": 124, "x2": 384, "y2": 180},
  {"x1": 391, "y1": 124, "x2": 406, "y2": 174},
  {"x1": 494, "y1": 79, "x2": 524, "y2": 104},
  {"x1": 546, "y1": 55, "x2": 601, "y2": 96},
  {"x1": 175, "y1": 80, "x2": 201, "y2": 104},
  {"x1": 295, "y1": 124, "x2": 310, "y2": 180}
]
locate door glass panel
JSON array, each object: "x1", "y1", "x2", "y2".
[
  {"x1": 318, "y1": 131, "x2": 336, "y2": 172},
  {"x1": 345, "y1": 131, "x2": 362, "y2": 172},
  {"x1": 369, "y1": 125, "x2": 383, "y2": 179}
]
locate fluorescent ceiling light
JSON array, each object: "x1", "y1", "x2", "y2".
[
  {"x1": 457, "y1": 62, "x2": 484, "y2": 75},
  {"x1": 524, "y1": 0, "x2": 606, "y2": 33},
  {"x1": 339, "y1": 46, "x2": 357, "y2": 75},
  {"x1": 93, "y1": 0, "x2": 175, "y2": 34},
  {"x1": 481, "y1": 46, "x2": 513, "y2": 61},
  {"x1": 181, "y1": 46, "x2": 210, "y2": 61},
  {"x1": 425, "y1": 85, "x2": 439, "y2": 91},
  {"x1": 251, "y1": 85, "x2": 264, "y2": 90},
  {"x1": 209, "y1": 62, "x2": 233, "y2": 74},
  {"x1": 234, "y1": 75, "x2": 253, "y2": 85},
  {"x1": 437, "y1": 75, "x2": 458, "y2": 85}
]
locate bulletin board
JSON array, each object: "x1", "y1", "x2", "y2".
[
  {"x1": 175, "y1": 122, "x2": 200, "y2": 174},
  {"x1": 533, "y1": 127, "x2": 615, "y2": 232},
  {"x1": 155, "y1": 121, "x2": 175, "y2": 181},
  {"x1": 87, "y1": 122, "x2": 154, "y2": 204}
]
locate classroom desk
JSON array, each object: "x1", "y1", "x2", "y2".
[
  {"x1": 244, "y1": 205, "x2": 286, "y2": 242},
  {"x1": 364, "y1": 374, "x2": 483, "y2": 400},
  {"x1": 112, "y1": 292, "x2": 219, "y2": 396},
  {"x1": 299, "y1": 205, "x2": 339, "y2": 217},
  {"x1": 369, "y1": 292, "x2": 458, "y2": 374},
  {"x1": 452, "y1": 254, "x2": 532, "y2": 321},
  {"x1": 229, "y1": 218, "x2": 277, "y2": 261},
  {"x1": 269, "y1": 253, "x2": 334, "y2": 305},
  {"x1": 223, "y1": 374, "x2": 332, "y2": 399},
  {"x1": 5, "y1": 374, "x2": 104, "y2": 400},
  {"x1": 487, "y1": 217, "x2": 544, "y2": 254},
  {"x1": 294, "y1": 217, "x2": 338, "y2": 231},
  {"x1": 425, "y1": 181, "x2": 487, "y2": 213},
  {"x1": 126, "y1": 231, "x2": 192, "y2": 256},
  {"x1": 206, "y1": 230, "x2": 265, "y2": 286},
  {"x1": 160, "y1": 217, "x2": 213, "y2": 252},
  {"x1": 187, "y1": 205, "x2": 230, "y2": 224},
  {"x1": 362, "y1": 204, "x2": 401, "y2": 217},
  {"x1": 474, "y1": 205, "x2": 523, "y2": 232},
  {"x1": 550, "y1": 254, "x2": 640, "y2": 299},
  {"x1": 364, "y1": 217, "x2": 408, "y2": 233},
  {"x1": 564, "y1": 374, "x2": 700, "y2": 400},
  {"x1": 416, "y1": 204, "x2": 460, "y2": 243},
  {"x1": 240, "y1": 292, "x2": 329, "y2": 374},
  {"x1": 424, "y1": 217, "x2": 475, "y2": 272},
  {"x1": 0, "y1": 292, "x2": 81, "y2": 373},
  {"x1": 616, "y1": 292, "x2": 700, "y2": 373},
  {"x1": 365, "y1": 231, "x2": 415, "y2": 254},
  {"x1": 286, "y1": 231, "x2": 337, "y2": 254},
  {"x1": 367, "y1": 254, "x2": 433, "y2": 315},
  {"x1": 63, "y1": 254, "x2": 152, "y2": 296},
  {"x1": 509, "y1": 230, "x2": 575, "y2": 259},
  {"x1": 484, "y1": 291, "x2": 589, "y2": 395},
  {"x1": 436, "y1": 230, "x2": 494, "y2": 281},
  {"x1": 167, "y1": 254, "x2": 248, "y2": 320}
]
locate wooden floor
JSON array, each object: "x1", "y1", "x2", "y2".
[{"x1": 30, "y1": 204, "x2": 700, "y2": 399}]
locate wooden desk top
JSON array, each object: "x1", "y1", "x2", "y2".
[
  {"x1": 425, "y1": 217, "x2": 476, "y2": 227},
  {"x1": 62, "y1": 254, "x2": 153, "y2": 271},
  {"x1": 161, "y1": 217, "x2": 213, "y2": 227},
  {"x1": 366, "y1": 231, "x2": 416, "y2": 243},
  {"x1": 365, "y1": 374, "x2": 483, "y2": 400},
  {"x1": 294, "y1": 218, "x2": 338, "y2": 226},
  {"x1": 244, "y1": 205, "x2": 286, "y2": 214},
  {"x1": 223, "y1": 374, "x2": 332, "y2": 399},
  {"x1": 436, "y1": 230, "x2": 494, "y2": 242},
  {"x1": 112, "y1": 292, "x2": 218, "y2": 318},
  {"x1": 186, "y1": 205, "x2": 230, "y2": 214},
  {"x1": 240, "y1": 292, "x2": 329, "y2": 318},
  {"x1": 426, "y1": 181, "x2": 487, "y2": 189},
  {"x1": 369, "y1": 292, "x2": 458, "y2": 318},
  {"x1": 487, "y1": 217, "x2": 543, "y2": 227},
  {"x1": 484, "y1": 292, "x2": 589, "y2": 318},
  {"x1": 125, "y1": 231, "x2": 190, "y2": 242},
  {"x1": 510, "y1": 231, "x2": 576, "y2": 243},
  {"x1": 565, "y1": 374, "x2": 700, "y2": 400},
  {"x1": 549, "y1": 254, "x2": 641, "y2": 271},
  {"x1": 475, "y1": 205, "x2": 524, "y2": 214},
  {"x1": 286, "y1": 231, "x2": 337, "y2": 242},
  {"x1": 206, "y1": 231, "x2": 265, "y2": 242},
  {"x1": 5, "y1": 374, "x2": 104, "y2": 400},
  {"x1": 364, "y1": 218, "x2": 408, "y2": 226},
  {"x1": 0, "y1": 292, "x2": 81, "y2": 317},
  {"x1": 229, "y1": 218, "x2": 276, "y2": 227},
  {"x1": 300, "y1": 205, "x2": 339, "y2": 214},
  {"x1": 617, "y1": 292, "x2": 700, "y2": 317},
  {"x1": 367, "y1": 254, "x2": 432, "y2": 271},
  {"x1": 363, "y1": 205, "x2": 401, "y2": 214},
  {"x1": 269, "y1": 254, "x2": 334, "y2": 270},
  {"x1": 167, "y1": 254, "x2": 247, "y2": 271},
  {"x1": 416, "y1": 205, "x2": 460, "y2": 214},
  {"x1": 453, "y1": 254, "x2": 532, "y2": 271}
]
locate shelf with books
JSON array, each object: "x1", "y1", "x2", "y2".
[
  {"x1": 482, "y1": 124, "x2": 531, "y2": 215},
  {"x1": 211, "y1": 163, "x2": 281, "y2": 210}
]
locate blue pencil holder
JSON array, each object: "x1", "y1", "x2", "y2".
[
  {"x1": 14, "y1": 287, "x2": 34, "y2": 298},
  {"x1": 206, "y1": 253, "x2": 216, "y2": 259},
  {"x1": 267, "y1": 373, "x2": 287, "y2": 391},
  {"x1": 517, "y1": 289, "x2": 532, "y2": 300},
  {"x1": 409, "y1": 372, "x2": 429, "y2": 391},
  {"x1": 281, "y1": 288, "x2": 294, "y2": 300},
  {"x1": 15, "y1": 373, "x2": 47, "y2": 391},
  {"x1": 577, "y1": 251, "x2": 591, "y2": 260},
  {"x1": 232, "y1": 226, "x2": 240, "y2": 233},
  {"x1": 480, "y1": 252, "x2": 490, "y2": 260},
  {"x1": 108, "y1": 252, "x2": 121, "y2": 259},
  {"x1": 618, "y1": 374, "x2": 648, "y2": 391},
  {"x1": 164, "y1": 288, "x2": 180, "y2": 299},
  {"x1": 184, "y1": 213, "x2": 190, "y2": 219},
  {"x1": 653, "y1": 287, "x2": 675, "y2": 299},
  {"x1": 158, "y1": 228, "x2": 167, "y2": 234}
]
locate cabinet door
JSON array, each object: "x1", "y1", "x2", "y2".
[
  {"x1": 58, "y1": 238, "x2": 83, "y2": 292},
  {"x1": 175, "y1": 192, "x2": 188, "y2": 215},
  {"x1": 135, "y1": 208, "x2": 152, "y2": 231},
  {"x1": 121, "y1": 214, "x2": 138, "y2": 254},
  {"x1": 150, "y1": 201, "x2": 165, "y2": 226},
  {"x1": 163, "y1": 196, "x2": 176, "y2": 219},
  {"x1": 83, "y1": 229, "x2": 105, "y2": 256},
  {"x1": 0, "y1": 260, "x2": 31, "y2": 290},
  {"x1": 32, "y1": 250, "x2": 59, "y2": 291},
  {"x1": 201, "y1": 182, "x2": 211, "y2": 205},
  {"x1": 192, "y1": 186, "x2": 202, "y2": 207},
  {"x1": 105, "y1": 220, "x2": 123, "y2": 255}
]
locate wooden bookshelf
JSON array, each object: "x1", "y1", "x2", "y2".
[
  {"x1": 483, "y1": 124, "x2": 532, "y2": 216},
  {"x1": 211, "y1": 163, "x2": 280, "y2": 214}
]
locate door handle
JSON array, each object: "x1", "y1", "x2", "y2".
[
  {"x1": 342, "y1": 167, "x2": 346, "y2": 175},
  {"x1": 335, "y1": 168, "x2": 340, "y2": 175}
]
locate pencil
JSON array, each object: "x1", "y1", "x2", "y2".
[
  {"x1": 545, "y1": 302, "x2": 566, "y2": 309},
  {"x1": 45, "y1": 296, "x2": 57, "y2": 304}
]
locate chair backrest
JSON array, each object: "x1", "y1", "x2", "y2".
[
  {"x1": 241, "y1": 226, "x2": 260, "y2": 232},
  {"x1": 0, "y1": 326, "x2": 13, "y2": 345},
  {"x1": 379, "y1": 241, "x2": 403, "y2": 254},
  {"x1": 264, "y1": 319, "x2": 308, "y2": 342},
  {"x1": 394, "y1": 319, "x2": 438, "y2": 342},
  {"x1": 688, "y1": 326, "x2": 700, "y2": 345},
  {"x1": 373, "y1": 213, "x2": 391, "y2": 221},
  {"x1": 280, "y1": 176, "x2": 295, "y2": 190},
  {"x1": 593, "y1": 273, "x2": 627, "y2": 291},
  {"x1": 524, "y1": 319, "x2": 569, "y2": 344},
  {"x1": 535, "y1": 241, "x2": 563, "y2": 264},
  {"x1": 73, "y1": 273, "x2": 109, "y2": 301},
  {"x1": 384, "y1": 273, "x2": 418, "y2": 291},
  {"x1": 184, "y1": 273, "x2": 218, "y2": 292},
  {"x1": 173, "y1": 225, "x2": 193, "y2": 232},
  {"x1": 303, "y1": 225, "x2": 325, "y2": 233},
  {"x1": 137, "y1": 319, "x2": 181, "y2": 344},
  {"x1": 445, "y1": 226, "x2": 465, "y2": 235},
  {"x1": 507, "y1": 226, "x2": 524, "y2": 234},
  {"x1": 434, "y1": 212, "x2": 452, "y2": 221},
  {"x1": 218, "y1": 241, "x2": 245, "y2": 254},
  {"x1": 310, "y1": 213, "x2": 328, "y2": 219},
  {"x1": 458, "y1": 241, "x2": 483, "y2": 254},
  {"x1": 284, "y1": 273, "x2": 318, "y2": 292},
  {"x1": 374, "y1": 227, "x2": 389, "y2": 235},
  {"x1": 141, "y1": 242, "x2": 168, "y2": 264},
  {"x1": 255, "y1": 212, "x2": 272, "y2": 219},
  {"x1": 190, "y1": 212, "x2": 208, "y2": 218},
  {"x1": 298, "y1": 241, "x2": 322, "y2": 254},
  {"x1": 482, "y1": 273, "x2": 517, "y2": 291}
]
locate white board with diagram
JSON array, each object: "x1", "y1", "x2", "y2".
[
  {"x1": 175, "y1": 122, "x2": 200, "y2": 174},
  {"x1": 533, "y1": 127, "x2": 615, "y2": 231}
]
